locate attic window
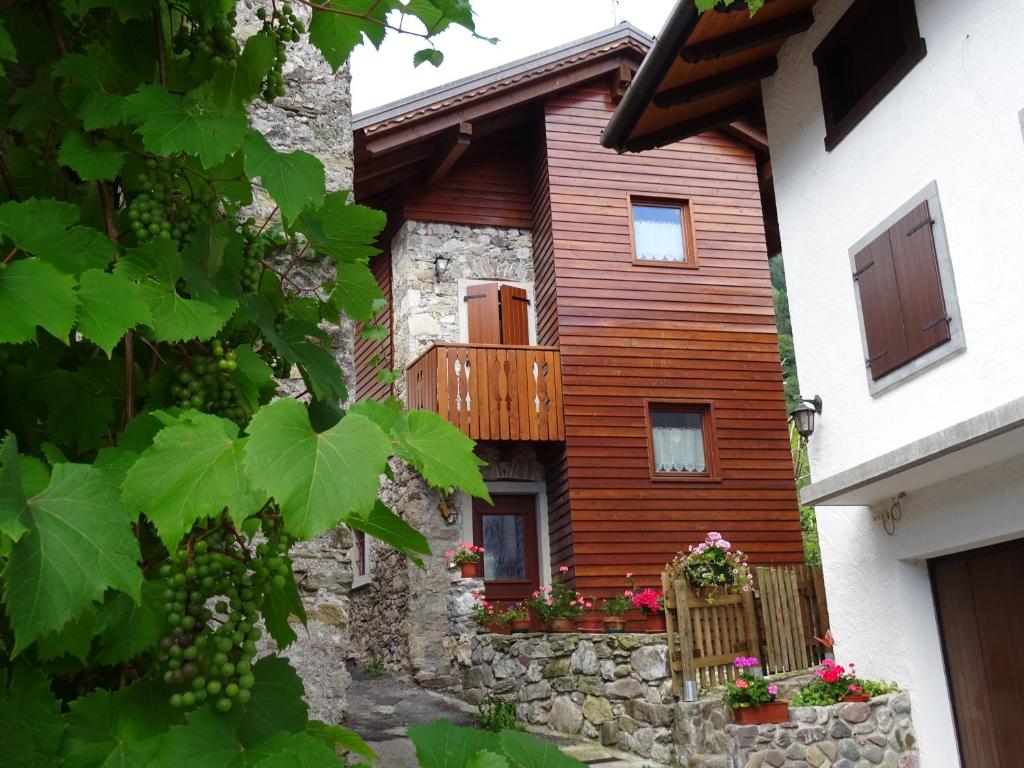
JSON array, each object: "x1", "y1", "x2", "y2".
[{"x1": 813, "y1": 0, "x2": 927, "y2": 151}]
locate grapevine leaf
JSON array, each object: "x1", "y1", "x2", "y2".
[
  {"x1": 35, "y1": 606, "x2": 95, "y2": 662},
  {"x1": 0, "y1": 19, "x2": 17, "y2": 64},
  {"x1": 208, "y1": 31, "x2": 276, "y2": 107},
  {"x1": 347, "y1": 397, "x2": 403, "y2": 435},
  {"x1": 0, "y1": 259, "x2": 78, "y2": 345},
  {"x1": 126, "y1": 84, "x2": 247, "y2": 169},
  {"x1": 242, "y1": 131, "x2": 325, "y2": 225},
  {"x1": 405, "y1": 0, "x2": 477, "y2": 35},
  {"x1": 117, "y1": 239, "x2": 233, "y2": 343},
  {"x1": 122, "y1": 411, "x2": 263, "y2": 549},
  {"x1": 38, "y1": 370, "x2": 115, "y2": 453},
  {"x1": 298, "y1": 192, "x2": 385, "y2": 264},
  {"x1": 499, "y1": 730, "x2": 587, "y2": 768},
  {"x1": 243, "y1": 399, "x2": 391, "y2": 540},
  {"x1": 0, "y1": 198, "x2": 117, "y2": 276},
  {"x1": 236, "y1": 656, "x2": 308, "y2": 746},
  {"x1": 92, "y1": 446, "x2": 139, "y2": 491},
  {"x1": 349, "y1": 500, "x2": 430, "y2": 566},
  {"x1": 58, "y1": 131, "x2": 126, "y2": 182},
  {"x1": 467, "y1": 752, "x2": 510, "y2": 768},
  {"x1": 261, "y1": 567, "x2": 306, "y2": 650},
  {"x1": 308, "y1": 0, "x2": 391, "y2": 72},
  {"x1": 2, "y1": 461, "x2": 142, "y2": 654},
  {"x1": 0, "y1": 434, "x2": 29, "y2": 542},
  {"x1": 407, "y1": 719, "x2": 500, "y2": 768},
  {"x1": 75, "y1": 269, "x2": 152, "y2": 357},
  {"x1": 248, "y1": 731, "x2": 343, "y2": 768},
  {"x1": 393, "y1": 411, "x2": 489, "y2": 499},
  {"x1": 52, "y1": 52, "x2": 129, "y2": 131},
  {"x1": 331, "y1": 261, "x2": 385, "y2": 324},
  {"x1": 305, "y1": 721, "x2": 377, "y2": 761},
  {"x1": 279, "y1": 320, "x2": 347, "y2": 402},
  {"x1": 413, "y1": 48, "x2": 444, "y2": 67},
  {"x1": 150, "y1": 705, "x2": 246, "y2": 768},
  {"x1": 0, "y1": 664, "x2": 65, "y2": 768},
  {"x1": 61, "y1": 0, "x2": 158, "y2": 21},
  {"x1": 19, "y1": 455, "x2": 50, "y2": 498},
  {"x1": 93, "y1": 579, "x2": 166, "y2": 665},
  {"x1": 231, "y1": 345, "x2": 276, "y2": 414}
]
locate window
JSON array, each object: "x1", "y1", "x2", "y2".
[
  {"x1": 630, "y1": 198, "x2": 697, "y2": 266},
  {"x1": 352, "y1": 529, "x2": 372, "y2": 588},
  {"x1": 850, "y1": 182, "x2": 964, "y2": 394},
  {"x1": 646, "y1": 402, "x2": 717, "y2": 479},
  {"x1": 463, "y1": 282, "x2": 532, "y2": 345},
  {"x1": 813, "y1": 0, "x2": 926, "y2": 151}
]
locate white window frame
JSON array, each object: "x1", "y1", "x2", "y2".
[{"x1": 457, "y1": 279, "x2": 537, "y2": 345}]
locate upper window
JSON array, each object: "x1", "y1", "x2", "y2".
[
  {"x1": 850, "y1": 182, "x2": 964, "y2": 394},
  {"x1": 647, "y1": 403, "x2": 717, "y2": 479},
  {"x1": 630, "y1": 199, "x2": 696, "y2": 267},
  {"x1": 813, "y1": 0, "x2": 927, "y2": 151}
]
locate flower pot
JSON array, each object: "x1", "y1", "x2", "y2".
[
  {"x1": 459, "y1": 561, "x2": 479, "y2": 579},
  {"x1": 842, "y1": 694, "x2": 870, "y2": 703},
  {"x1": 603, "y1": 616, "x2": 626, "y2": 634},
  {"x1": 732, "y1": 701, "x2": 789, "y2": 725},
  {"x1": 643, "y1": 612, "x2": 667, "y2": 634},
  {"x1": 547, "y1": 618, "x2": 574, "y2": 633},
  {"x1": 486, "y1": 622, "x2": 510, "y2": 635},
  {"x1": 577, "y1": 614, "x2": 603, "y2": 633},
  {"x1": 509, "y1": 617, "x2": 531, "y2": 634}
]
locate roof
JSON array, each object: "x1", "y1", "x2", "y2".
[
  {"x1": 354, "y1": 23, "x2": 652, "y2": 135},
  {"x1": 602, "y1": 0, "x2": 817, "y2": 153}
]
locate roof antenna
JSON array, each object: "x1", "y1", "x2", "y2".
[{"x1": 611, "y1": 0, "x2": 620, "y2": 24}]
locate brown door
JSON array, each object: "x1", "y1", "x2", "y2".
[
  {"x1": 466, "y1": 283, "x2": 501, "y2": 344},
  {"x1": 931, "y1": 539, "x2": 1024, "y2": 767},
  {"x1": 472, "y1": 494, "x2": 540, "y2": 611}
]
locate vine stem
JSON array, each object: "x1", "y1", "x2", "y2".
[
  {"x1": 153, "y1": 8, "x2": 169, "y2": 87},
  {"x1": 0, "y1": 135, "x2": 19, "y2": 201},
  {"x1": 256, "y1": 205, "x2": 279, "y2": 235},
  {"x1": 3, "y1": 248, "x2": 17, "y2": 264},
  {"x1": 99, "y1": 181, "x2": 136, "y2": 426}
]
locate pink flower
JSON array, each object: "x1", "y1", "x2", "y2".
[
  {"x1": 559, "y1": 565, "x2": 569, "y2": 573},
  {"x1": 768, "y1": 684, "x2": 778, "y2": 696},
  {"x1": 625, "y1": 572, "x2": 634, "y2": 578},
  {"x1": 734, "y1": 678, "x2": 748, "y2": 689},
  {"x1": 707, "y1": 532, "x2": 722, "y2": 541}
]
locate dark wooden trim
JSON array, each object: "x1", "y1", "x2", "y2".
[
  {"x1": 624, "y1": 98, "x2": 763, "y2": 153},
  {"x1": 643, "y1": 398, "x2": 722, "y2": 483},
  {"x1": 627, "y1": 194, "x2": 699, "y2": 269},
  {"x1": 610, "y1": 63, "x2": 635, "y2": 105},
  {"x1": 426, "y1": 122, "x2": 472, "y2": 188},
  {"x1": 654, "y1": 57, "x2": 778, "y2": 108},
  {"x1": 680, "y1": 10, "x2": 814, "y2": 63}
]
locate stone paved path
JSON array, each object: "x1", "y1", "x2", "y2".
[{"x1": 343, "y1": 668, "x2": 652, "y2": 767}]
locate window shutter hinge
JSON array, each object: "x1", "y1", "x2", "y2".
[
  {"x1": 906, "y1": 218, "x2": 936, "y2": 237},
  {"x1": 852, "y1": 260, "x2": 875, "y2": 281},
  {"x1": 922, "y1": 314, "x2": 951, "y2": 332},
  {"x1": 865, "y1": 350, "x2": 887, "y2": 366}
]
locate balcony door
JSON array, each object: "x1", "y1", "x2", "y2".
[
  {"x1": 464, "y1": 282, "x2": 531, "y2": 345},
  {"x1": 472, "y1": 494, "x2": 540, "y2": 612}
]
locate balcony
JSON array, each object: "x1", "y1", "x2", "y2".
[{"x1": 406, "y1": 343, "x2": 565, "y2": 441}]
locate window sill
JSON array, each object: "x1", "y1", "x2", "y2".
[
  {"x1": 632, "y1": 258, "x2": 699, "y2": 269},
  {"x1": 650, "y1": 473, "x2": 723, "y2": 484},
  {"x1": 352, "y1": 575, "x2": 373, "y2": 591},
  {"x1": 867, "y1": 338, "x2": 966, "y2": 398}
]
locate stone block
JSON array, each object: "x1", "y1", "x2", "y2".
[
  {"x1": 575, "y1": 676, "x2": 606, "y2": 696},
  {"x1": 617, "y1": 714, "x2": 641, "y2": 734},
  {"x1": 841, "y1": 703, "x2": 871, "y2": 724},
  {"x1": 627, "y1": 699, "x2": 674, "y2": 727},
  {"x1": 600, "y1": 719, "x2": 619, "y2": 746},
  {"x1": 830, "y1": 720, "x2": 853, "y2": 739},
  {"x1": 521, "y1": 681, "x2": 552, "y2": 701},
  {"x1": 733, "y1": 725, "x2": 760, "y2": 748},
  {"x1": 805, "y1": 744, "x2": 826, "y2": 767},
  {"x1": 582, "y1": 695, "x2": 614, "y2": 724},
  {"x1": 542, "y1": 657, "x2": 571, "y2": 678},
  {"x1": 891, "y1": 694, "x2": 911, "y2": 714},
  {"x1": 613, "y1": 664, "x2": 633, "y2": 678},
  {"x1": 463, "y1": 688, "x2": 485, "y2": 706},
  {"x1": 897, "y1": 754, "x2": 919, "y2": 768},
  {"x1": 820, "y1": 742, "x2": 838, "y2": 761},
  {"x1": 796, "y1": 726, "x2": 826, "y2": 744},
  {"x1": 765, "y1": 749, "x2": 786, "y2": 767},
  {"x1": 571, "y1": 640, "x2": 600, "y2": 675},
  {"x1": 548, "y1": 696, "x2": 583, "y2": 735},
  {"x1": 792, "y1": 707, "x2": 819, "y2": 724},
  {"x1": 860, "y1": 744, "x2": 884, "y2": 764},
  {"x1": 785, "y1": 742, "x2": 807, "y2": 760},
  {"x1": 605, "y1": 678, "x2": 645, "y2": 699},
  {"x1": 631, "y1": 645, "x2": 669, "y2": 681},
  {"x1": 615, "y1": 635, "x2": 646, "y2": 651},
  {"x1": 838, "y1": 738, "x2": 861, "y2": 762},
  {"x1": 630, "y1": 725, "x2": 656, "y2": 757}
]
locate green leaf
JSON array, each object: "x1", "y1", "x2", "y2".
[
  {"x1": 298, "y1": 192, "x2": 385, "y2": 264},
  {"x1": 350, "y1": 500, "x2": 429, "y2": 565},
  {"x1": 61, "y1": 0, "x2": 158, "y2": 21},
  {"x1": 0, "y1": 434, "x2": 30, "y2": 542},
  {"x1": 405, "y1": 0, "x2": 476, "y2": 36},
  {"x1": 467, "y1": 752, "x2": 510, "y2": 768},
  {"x1": 19, "y1": 455, "x2": 51, "y2": 498},
  {"x1": 0, "y1": 198, "x2": 117, "y2": 276},
  {"x1": 305, "y1": 721, "x2": 377, "y2": 761},
  {"x1": 261, "y1": 567, "x2": 306, "y2": 649},
  {"x1": 231, "y1": 345, "x2": 277, "y2": 414},
  {"x1": 126, "y1": 85, "x2": 247, "y2": 169},
  {"x1": 407, "y1": 720, "x2": 501, "y2": 768},
  {"x1": 243, "y1": 399, "x2": 391, "y2": 539},
  {"x1": 35, "y1": 606, "x2": 95, "y2": 662},
  {"x1": 248, "y1": 731, "x2": 343, "y2": 768},
  {"x1": 151, "y1": 705, "x2": 246, "y2": 767},
  {"x1": 280, "y1": 328, "x2": 347, "y2": 403},
  {"x1": 38, "y1": 370, "x2": 115, "y2": 453},
  {"x1": 413, "y1": 48, "x2": 444, "y2": 67},
  {"x1": 0, "y1": 19, "x2": 17, "y2": 63},
  {"x1": 208, "y1": 32, "x2": 276, "y2": 107},
  {"x1": 0, "y1": 664, "x2": 65, "y2": 768},
  {"x1": 499, "y1": 730, "x2": 587, "y2": 768},
  {"x1": 93, "y1": 579, "x2": 166, "y2": 665},
  {"x1": 2, "y1": 461, "x2": 141, "y2": 654},
  {"x1": 394, "y1": 411, "x2": 489, "y2": 499},
  {"x1": 236, "y1": 656, "x2": 308, "y2": 746},
  {"x1": 117, "y1": 239, "x2": 233, "y2": 342},
  {"x1": 58, "y1": 131, "x2": 126, "y2": 182},
  {"x1": 242, "y1": 131, "x2": 325, "y2": 225},
  {"x1": 122, "y1": 411, "x2": 263, "y2": 549},
  {"x1": 332, "y1": 261, "x2": 386, "y2": 324},
  {"x1": 0, "y1": 259, "x2": 78, "y2": 345},
  {"x1": 92, "y1": 445, "x2": 139, "y2": 491},
  {"x1": 308, "y1": 0, "x2": 391, "y2": 72},
  {"x1": 75, "y1": 269, "x2": 152, "y2": 357}
]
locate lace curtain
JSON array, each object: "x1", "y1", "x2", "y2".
[
  {"x1": 482, "y1": 516, "x2": 525, "y2": 581},
  {"x1": 652, "y1": 411, "x2": 706, "y2": 473},
  {"x1": 633, "y1": 205, "x2": 685, "y2": 262}
]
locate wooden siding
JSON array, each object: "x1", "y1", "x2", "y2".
[
  {"x1": 543, "y1": 83, "x2": 803, "y2": 595},
  {"x1": 354, "y1": 252, "x2": 393, "y2": 402},
  {"x1": 403, "y1": 135, "x2": 532, "y2": 229}
]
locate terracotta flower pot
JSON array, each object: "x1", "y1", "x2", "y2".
[
  {"x1": 732, "y1": 700, "x2": 789, "y2": 725},
  {"x1": 486, "y1": 622, "x2": 510, "y2": 635},
  {"x1": 547, "y1": 617, "x2": 574, "y2": 633},
  {"x1": 603, "y1": 616, "x2": 626, "y2": 634},
  {"x1": 577, "y1": 614, "x2": 604, "y2": 633},
  {"x1": 459, "y1": 561, "x2": 479, "y2": 578},
  {"x1": 842, "y1": 694, "x2": 870, "y2": 703},
  {"x1": 643, "y1": 612, "x2": 667, "y2": 634},
  {"x1": 509, "y1": 617, "x2": 531, "y2": 634}
]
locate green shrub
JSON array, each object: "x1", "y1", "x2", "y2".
[
  {"x1": 474, "y1": 698, "x2": 523, "y2": 732},
  {"x1": 362, "y1": 654, "x2": 386, "y2": 679}
]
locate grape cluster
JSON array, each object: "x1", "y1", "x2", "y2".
[
  {"x1": 171, "y1": 342, "x2": 246, "y2": 422},
  {"x1": 256, "y1": 5, "x2": 305, "y2": 101},
  {"x1": 127, "y1": 158, "x2": 216, "y2": 246},
  {"x1": 173, "y1": 12, "x2": 240, "y2": 69},
  {"x1": 157, "y1": 521, "x2": 295, "y2": 713}
]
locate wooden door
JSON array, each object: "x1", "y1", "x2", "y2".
[
  {"x1": 499, "y1": 285, "x2": 530, "y2": 346},
  {"x1": 931, "y1": 539, "x2": 1024, "y2": 768},
  {"x1": 472, "y1": 494, "x2": 540, "y2": 610},
  {"x1": 466, "y1": 283, "x2": 501, "y2": 344}
]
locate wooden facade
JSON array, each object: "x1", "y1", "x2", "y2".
[{"x1": 353, "y1": 27, "x2": 802, "y2": 599}]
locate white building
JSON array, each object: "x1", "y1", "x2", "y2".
[{"x1": 603, "y1": 1, "x2": 1024, "y2": 766}]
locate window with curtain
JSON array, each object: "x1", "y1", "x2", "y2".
[
  {"x1": 481, "y1": 515, "x2": 526, "y2": 581},
  {"x1": 632, "y1": 203, "x2": 687, "y2": 263},
  {"x1": 650, "y1": 408, "x2": 707, "y2": 474}
]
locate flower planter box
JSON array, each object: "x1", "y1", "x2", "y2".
[
  {"x1": 732, "y1": 701, "x2": 789, "y2": 725},
  {"x1": 509, "y1": 618, "x2": 531, "y2": 634},
  {"x1": 603, "y1": 617, "x2": 626, "y2": 633},
  {"x1": 485, "y1": 622, "x2": 510, "y2": 635},
  {"x1": 459, "y1": 562, "x2": 480, "y2": 578},
  {"x1": 842, "y1": 694, "x2": 870, "y2": 703},
  {"x1": 546, "y1": 618, "x2": 575, "y2": 633},
  {"x1": 577, "y1": 614, "x2": 603, "y2": 633},
  {"x1": 642, "y1": 612, "x2": 667, "y2": 634}
]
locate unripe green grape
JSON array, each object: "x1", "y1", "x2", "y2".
[
  {"x1": 225, "y1": 683, "x2": 239, "y2": 698},
  {"x1": 216, "y1": 697, "x2": 232, "y2": 713}
]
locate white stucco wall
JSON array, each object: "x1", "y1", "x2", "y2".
[{"x1": 763, "y1": 1, "x2": 1024, "y2": 765}]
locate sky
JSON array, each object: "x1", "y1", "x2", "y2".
[{"x1": 349, "y1": 0, "x2": 677, "y2": 114}]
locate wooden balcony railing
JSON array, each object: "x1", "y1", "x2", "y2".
[{"x1": 406, "y1": 343, "x2": 564, "y2": 441}]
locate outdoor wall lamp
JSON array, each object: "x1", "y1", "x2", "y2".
[
  {"x1": 789, "y1": 395, "x2": 823, "y2": 440},
  {"x1": 434, "y1": 255, "x2": 450, "y2": 281}
]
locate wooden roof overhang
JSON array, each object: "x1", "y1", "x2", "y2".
[
  {"x1": 353, "y1": 25, "x2": 652, "y2": 207},
  {"x1": 601, "y1": 0, "x2": 818, "y2": 154}
]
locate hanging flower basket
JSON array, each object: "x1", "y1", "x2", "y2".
[{"x1": 732, "y1": 701, "x2": 789, "y2": 725}]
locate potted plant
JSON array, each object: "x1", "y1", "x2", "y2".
[
  {"x1": 506, "y1": 603, "x2": 531, "y2": 633},
  {"x1": 631, "y1": 587, "x2": 666, "y2": 633},
  {"x1": 789, "y1": 660, "x2": 898, "y2": 706},
  {"x1": 446, "y1": 541, "x2": 484, "y2": 578},
  {"x1": 667, "y1": 532, "x2": 752, "y2": 603},
  {"x1": 725, "y1": 657, "x2": 787, "y2": 725},
  {"x1": 471, "y1": 597, "x2": 509, "y2": 635},
  {"x1": 600, "y1": 594, "x2": 631, "y2": 633},
  {"x1": 527, "y1": 566, "x2": 586, "y2": 632},
  {"x1": 576, "y1": 598, "x2": 602, "y2": 633}
]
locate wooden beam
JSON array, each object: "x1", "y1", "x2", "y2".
[
  {"x1": 724, "y1": 119, "x2": 770, "y2": 154},
  {"x1": 609, "y1": 63, "x2": 635, "y2": 105},
  {"x1": 624, "y1": 98, "x2": 762, "y2": 153},
  {"x1": 654, "y1": 57, "x2": 777, "y2": 107},
  {"x1": 426, "y1": 122, "x2": 472, "y2": 188},
  {"x1": 680, "y1": 10, "x2": 814, "y2": 63}
]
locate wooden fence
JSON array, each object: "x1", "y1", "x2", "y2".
[{"x1": 663, "y1": 565, "x2": 830, "y2": 695}]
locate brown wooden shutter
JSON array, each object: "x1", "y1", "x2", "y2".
[
  {"x1": 466, "y1": 283, "x2": 501, "y2": 344},
  {"x1": 499, "y1": 285, "x2": 530, "y2": 346},
  {"x1": 853, "y1": 230, "x2": 910, "y2": 380},
  {"x1": 889, "y1": 201, "x2": 950, "y2": 359}
]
